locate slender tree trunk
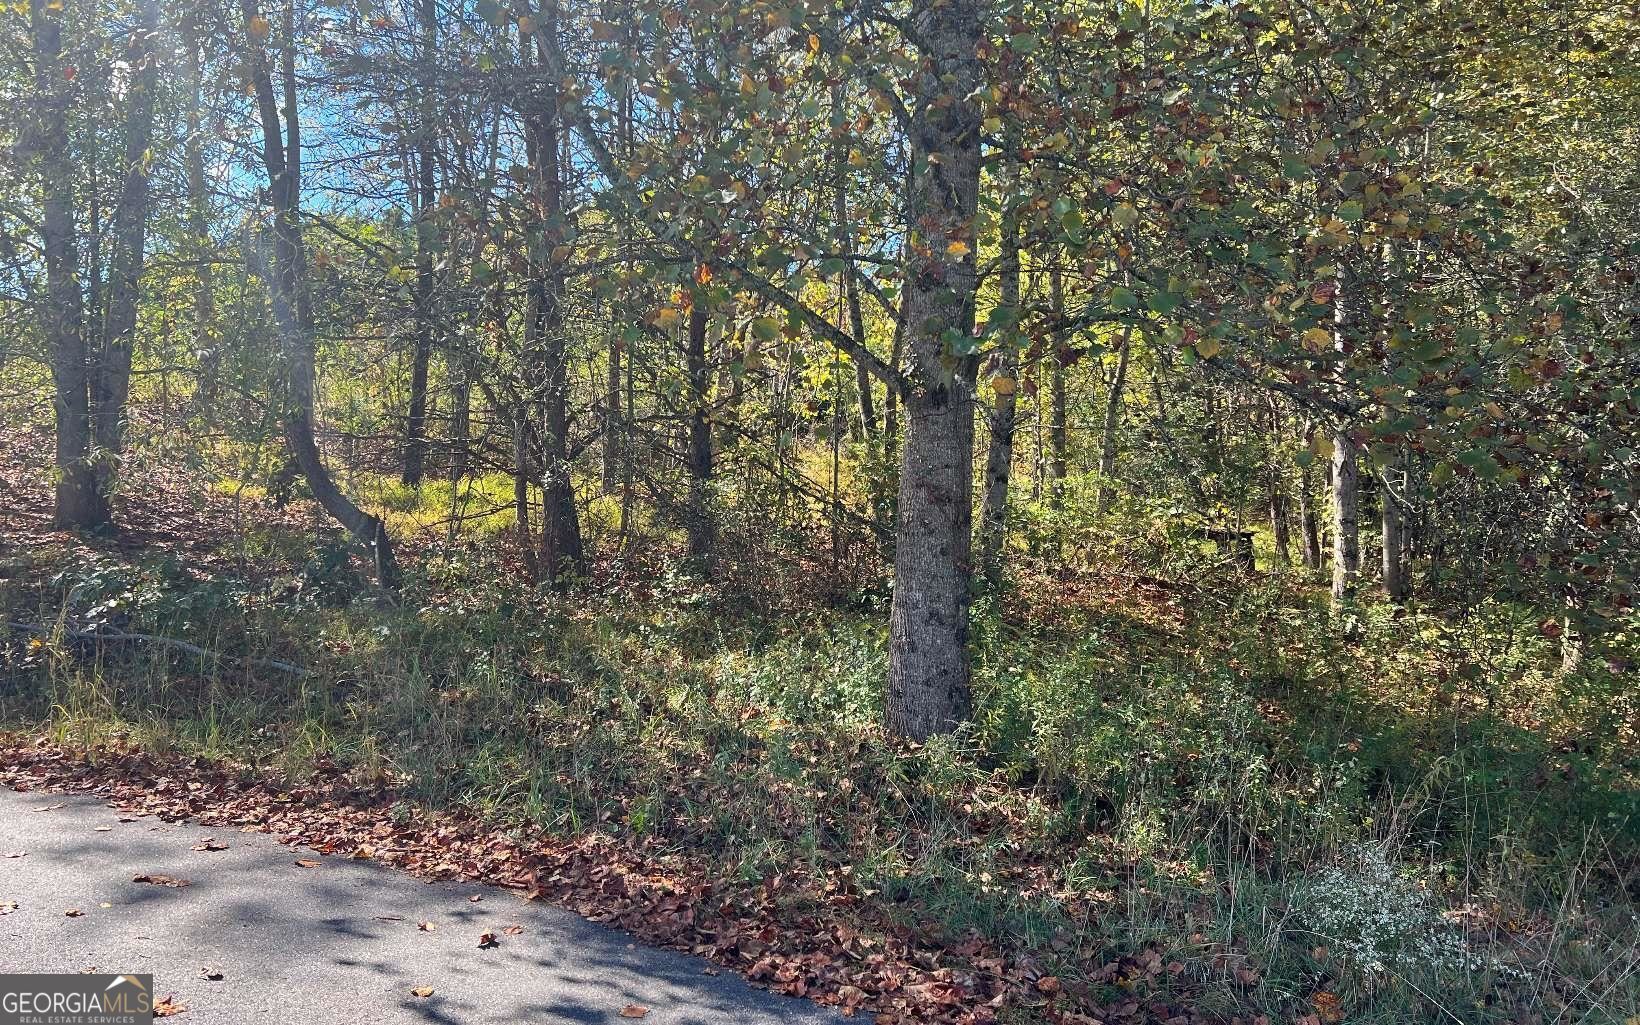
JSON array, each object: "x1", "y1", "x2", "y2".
[
  {"x1": 89, "y1": 0, "x2": 159, "y2": 508},
  {"x1": 30, "y1": 0, "x2": 101, "y2": 528},
  {"x1": 401, "y1": 0, "x2": 438, "y2": 488},
  {"x1": 685, "y1": 294, "x2": 714, "y2": 576},
  {"x1": 978, "y1": 168, "x2": 1021, "y2": 585},
  {"x1": 243, "y1": 0, "x2": 399, "y2": 591},
  {"x1": 1380, "y1": 465, "x2": 1407, "y2": 600},
  {"x1": 1048, "y1": 264, "x2": 1068, "y2": 509},
  {"x1": 1330, "y1": 429, "x2": 1360, "y2": 601},
  {"x1": 1095, "y1": 326, "x2": 1133, "y2": 515},
  {"x1": 1270, "y1": 471, "x2": 1292, "y2": 568},
  {"x1": 886, "y1": 0, "x2": 983, "y2": 741},
  {"x1": 512, "y1": 408, "x2": 537, "y2": 579},
  {"x1": 524, "y1": 0, "x2": 583, "y2": 583},
  {"x1": 185, "y1": 19, "x2": 219, "y2": 419}
]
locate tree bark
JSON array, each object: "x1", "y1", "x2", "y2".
[
  {"x1": 30, "y1": 0, "x2": 101, "y2": 528},
  {"x1": 885, "y1": 0, "x2": 983, "y2": 741},
  {"x1": 243, "y1": 0, "x2": 399, "y2": 592}
]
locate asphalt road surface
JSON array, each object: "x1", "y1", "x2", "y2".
[{"x1": 0, "y1": 786, "x2": 841, "y2": 1024}]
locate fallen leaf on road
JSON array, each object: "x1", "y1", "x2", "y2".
[
  {"x1": 417, "y1": 921, "x2": 435, "y2": 932},
  {"x1": 293, "y1": 859, "x2": 321, "y2": 868},
  {"x1": 468, "y1": 894, "x2": 482, "y2": 903},
  {"x1": 2, "y1": 851, "x2": 24, "y2": 858},
  {"x1": 198, "y1": 968, "x2": 223, "y2": 981},
  {"x1": 132, "y1": 874, "x2": 191, "y2": 887},
  {"x1": 477, "y1": 931, "x2": 498, "y2": 948},
  {"x1": 32, "y1": 803, "x2": 64, "y2": 812},
  {"x1": 65, "y1": 909, "x2": 84, "y2": 917},
  {"x1": 192, "y1": 838, "x2": 227, "y2": 852},
  {"x1": 502, "y1": 925, "x2": 524, "y2": 935},
  {"x1": 410, "y1": 987, "x2": 435, "y2": 998},
  {"x1": 94, "y1": 825, "x2": 112, "y2": 831},
  {"x1": 98, "y1": 902, "x2": 111, "y2": 908},
  {"x1": 153, "y1": 994, "x2": 186, "y2": 1017},
  {"x1": 0, "y1": 902, "x2": 18, "y2": 915},
  {"x1": 619, "y1": 1004, "x2": 650, "y2": 1019}
]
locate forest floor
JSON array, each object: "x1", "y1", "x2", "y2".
[{"x1": 1, "y1": 425, "x2": 1637, "y2": 1025}]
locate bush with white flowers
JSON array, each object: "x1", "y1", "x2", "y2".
[{"x1": 1297, "y1": 844, "x2": 1490, "y2": 979}]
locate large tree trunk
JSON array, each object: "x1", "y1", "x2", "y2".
[
  {"x1": 1094, "y1": 327, "x2": 1132, "y2": 516},
  {"x1": 90, "y1": 0, "x2": 160, "y2": 507},
  {"x1": 684, "y1": 296, "x2": 715, "y2": 576},
  {"x1": 30, "y1": 0, "x2": 101, "y2": 528},
  {"x1": 885, "y1": 0, "x2": 983, "y2": 741},
  {"x1": 243, "y1": 0, "x2": 399, "y2": 591},
  {"x1": 977, "y1": 172, "x2": 1021, "y2": 585}
]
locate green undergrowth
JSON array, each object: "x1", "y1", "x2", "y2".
[{"x1": 1, "y1": 532, "x2": 1635, "y2": 1024}]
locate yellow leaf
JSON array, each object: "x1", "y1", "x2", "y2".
[
  {"x1": 1301, "y1": 326, "x2": 1332, "y2": 352},
  {"x1": 247, "y1": 14, "x2": 270, "y2": 41},
  {"x1": 517, "y1": 15, "x2": 535, "y2": 34},
  {"x1": 654, "y1": 308, "x2": 680, "y2": 330},
  {"x1": 1194, "y1": 336, "x2": 1222, "y2": 359},
  {"x1": 945, "y1": 240, "x2": 971, "y2": 259},
  {"x1": 990, "y1": 375, "x2": 1016, "y2": 396}
]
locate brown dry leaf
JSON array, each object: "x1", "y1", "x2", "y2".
[
  {"x1": 1035, "y1": 975, "x2": 1061, "y2": 995},
  {"x1": 410, "y1": 986, "x2": 435, "y2": 998},
  {"x1": 468, "y1": 894, "x2": 482, "y2": 903},
  {"x1": 0, "y1": 902, "x2": 17, "y2": 915},
  {"x1": 1311, "y1": 991, "x2": 1344, "y2": 1023},
  {"x1": 65, "y1": 908, "x2": 84, "y2": 917},
  {"x1": 2, "y1": 851, "x2": 25, "y2": 859},
  {"x1": 618, "y1": 1005, "x2": 649, "y2": 1019},
  {"x1": 417, "y1": 921, "x2": 435, "y2": 932},
  {"x1": 153, "y1": 994, "x2": 186, "y2": 1017},
  {"x1": 293, "y1": 858, "x2": 321, "y2": 869},
  {"x1": 502, "y1": 924, "x2": 524, "y2": 936},
  {"x1": 477, "y1": 931, "x2": 498, "y2": 949},
  {"x1": 132, "y1": 873, "x2": 191, "y2": 888},
  {"x1": 32, "y1": 803, "x2": 64, "y2": 812},
  {"x1": 94, "y1": 825, "x2": 112, "y2": 832},
  {"x1": 192, "y1": 838, "x2": 228, "y2": 852},
  {"x1": 198, "y1": 967, "x2": 223, "y2": 981}
]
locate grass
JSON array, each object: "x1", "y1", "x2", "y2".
[{"x1": 1, "y1": 483, "x2": 1636, "y2": 1024}]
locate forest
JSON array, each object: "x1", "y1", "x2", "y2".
[{"x1": 0, "y1": 0, "x2": 1636, "y2": 1022}]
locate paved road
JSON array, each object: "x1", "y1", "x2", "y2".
[{"x1": 0, "y1": 786, "x2": 841, "y2": 1024}]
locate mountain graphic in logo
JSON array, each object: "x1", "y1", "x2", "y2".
[{"x1": 103, "y1": 975, "x2": 147, "y2": 993}]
